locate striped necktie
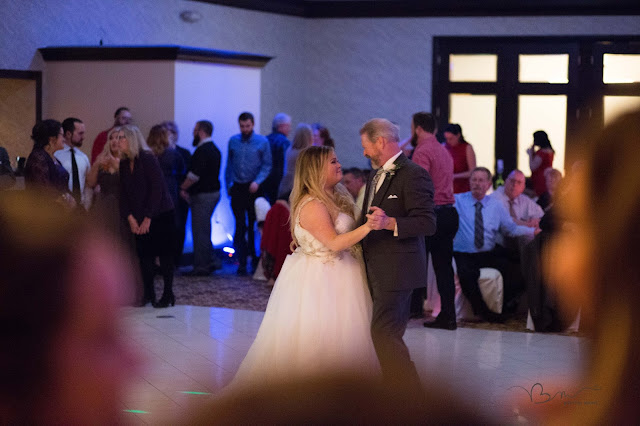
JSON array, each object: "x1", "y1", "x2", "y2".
[{"x1": 366, "y1": 168, "x2": 385, "y2": 211}]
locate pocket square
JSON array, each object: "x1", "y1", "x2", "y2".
[{"x1": 387, "y1": 194, "x2": 398, "y2": 199}]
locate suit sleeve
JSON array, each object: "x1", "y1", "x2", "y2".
[{"x1": 395, "y1": 165, "x2": 436, "y2": 239}]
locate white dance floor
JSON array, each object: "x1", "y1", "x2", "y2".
[{"x1": 119, "y1": 305, "x2": 588, "y2": 424}]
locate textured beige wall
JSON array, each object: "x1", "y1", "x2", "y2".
[
  {"x1": 0, "y1": 78, "x2": 37, "y2": 167},
  {"x1": 43, "y1": 60, "x2": 176, "y2": 157}
]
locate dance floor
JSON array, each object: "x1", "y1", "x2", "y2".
[{"x1": 120, "y1": 305, "x2": 588, "y2": 424}]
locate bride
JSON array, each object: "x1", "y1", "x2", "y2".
[{"x1": 231, "y1": 146, "x2": 380, "y2": 386}]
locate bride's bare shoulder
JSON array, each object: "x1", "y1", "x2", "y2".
[{"x1": 298, "y1": 197, "x2": 331, "y2": 227}]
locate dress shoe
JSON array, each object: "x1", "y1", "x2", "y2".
[
  {"x1": 153, "y1": 293, "x2": 175, "y2": 308},
  {"x1": 423, "y1": 317, "x2": 457, "y2": 330}
]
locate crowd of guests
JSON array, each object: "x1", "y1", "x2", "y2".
[
  {"x1": 2, "y1": 106, "x2": 562, "y2": 319},
  {"x1": 2, "y1": 108, "x2": 639, "y2": 423},
  {"x1": 3, "y1": 107, "x2": 341, "y2": 307},
  {"x1": 332, "y1": 114, "x2": 564, "y2": 330}
]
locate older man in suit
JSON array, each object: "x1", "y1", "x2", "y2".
[{"x1": 360, "y1": 118, "x2": 436, "y2": 387}]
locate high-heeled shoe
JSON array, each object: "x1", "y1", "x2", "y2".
[{"x1": 153, "y1": 293, "x2": 175, "y2": 308}]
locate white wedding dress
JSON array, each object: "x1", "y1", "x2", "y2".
[{"x1": 230, "y1": 199, "x2": 380, "y2": 386}]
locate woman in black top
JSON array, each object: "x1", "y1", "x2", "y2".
[
  {"x1": 24, "y1": 119, "x2": 75, "y2": 208},
  {"x1": 118, "y1": 125, "x2": 177, "y2": 308}
]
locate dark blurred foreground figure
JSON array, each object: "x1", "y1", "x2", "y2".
[
  {"x1": 0, "y1": 191, "x2": 141, "y2": 424},
  {"x1": 513, "y1": 109, "x2": 640, "y2": 424},
  {"x1": 187, "y1": 372, "x2": 491, "y2": 425}
]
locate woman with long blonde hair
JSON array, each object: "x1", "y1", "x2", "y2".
[
  {"x1": 230, "y1": 146, "x2": 380, "y2": 387},
  {"x1": 118, "y1": 125, "x2": 177, "y2": 308}
]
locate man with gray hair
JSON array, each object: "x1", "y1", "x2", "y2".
[
  {"x1": 359, "y1": 118, "x2": 436, "y2": 389},
  {"x1": 263, "y1": 113, "x2": 292, "y2": 204}
]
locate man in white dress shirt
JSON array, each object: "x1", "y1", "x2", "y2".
[
  {"x1": 453, "y1": 167, "x2": 538, "y2": 321},
  {"x1": 54, "y1": 117, "x2": 91, "y2": 210},
  {"x1": 492, "y1": 170, "x2": 544, "y2": 227}
]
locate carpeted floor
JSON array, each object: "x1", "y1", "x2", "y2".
[{"x1": 151, "y1": 261, "x2": 580, "y2": 336}]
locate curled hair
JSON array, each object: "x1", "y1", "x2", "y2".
[
  {"x1": 100, "y1": 126, "x2": 121, "y2": 158},
  {"x1": 147, "y1": 125, "x2": 170, "y2": 156},
  {"x1": 31, "y1": 119, "x2": 62, "y2": 149},
  {"x1": 289, "y1": 146, "x2": 355, "y2": 250}
]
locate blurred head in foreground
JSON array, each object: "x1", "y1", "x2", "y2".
[
  {"x1": 187, "y1": 373, "x2": 487, "y2": 425},
  {"x1": 548, "y1": 109, "x2": 640, "y2": 423},
  {"x1": 0, "y1": 191, "x2": 140, "y2": 424}
]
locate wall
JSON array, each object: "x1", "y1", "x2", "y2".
[
  {"x1": 1, "y1": 1, "x2": 639, "y2": 167},
  {"x1": 43, "y1": 60, "x2": 176, "y2": 156},
  {"x1": 174, "y1": 60, "x2": 261, "y2": 246},
  {"x1": 306, "y1": 16, "x2": 640, "y2": 167},
  {"x1": 0, "y1": 0, "x2": 307, "y2": 147}
]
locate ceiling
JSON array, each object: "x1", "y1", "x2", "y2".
[{"x1": 194, "y1": 0, "x2": 640, "y2": 18}]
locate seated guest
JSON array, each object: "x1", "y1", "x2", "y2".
[
  {"x1": 341, "y1": 167, "x2": 367, "y2": 214},
  {"x1": 521, "y1": 109, "x2": 640, "y2": 424},
  {"x1": 0, "y1": 191, "x2": 141, "y2": 424},
  {"x1": 537, "y1": 168, "x2": 563, "y2": 212},
  {"x1": 260, "y1": 192, "x2": 293, "y2": 287},
  {"x1": 453, "y1": 167, "x2": 538, "y2": 322},
  {"x1": 492, "y1": 170, "x2": 544, "y2": 228}
]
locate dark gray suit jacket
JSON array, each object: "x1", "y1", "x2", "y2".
[{"x1": 361, "y1": 153, "x2": 436, "y2": 291}]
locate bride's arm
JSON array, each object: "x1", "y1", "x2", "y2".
[{"x1": 299, "y1": 199, "x2": 371, "y2": 252}]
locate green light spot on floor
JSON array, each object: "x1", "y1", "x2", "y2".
[
  {"x1": 123, "y1": 409, "x2": 149, "y2": 414},
  {"x1": 180, "y1": 391, "x2": 211, "y2": 395}
]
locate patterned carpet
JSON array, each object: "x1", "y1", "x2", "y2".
[{"x1": 151, "y1": 262, "x2": 543, "y2": 334}]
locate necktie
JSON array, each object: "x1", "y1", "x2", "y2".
[
  {"x1": 474, "y1": 201, "x2": 484, "y2": 249},
  {"x1": 508, "y1": 199, "x2": 517, "y2": 220},
  {"x1": 366, "y1": 168, "x2": 385, "y2": 211},
  {"x1": 70, "y1": 148, "x2": 81, "y2": 203}
]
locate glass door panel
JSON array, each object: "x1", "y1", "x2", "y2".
[
  {"x1": 517, "y1": 95, "x2": 567, "y2": 174},
  {"x1": 449, "y1": 54, "x2": 498, "y2": 82},
  {"x1": 449, "y1": 94, "x2": 496, "y2": 172},
  {"x1": 519, "y1": 54, "x2": 569, "y2": 83},
  {"x1": 603, "y1": 54, "x2": 640, "y2": 83},
  {"x1": 604, "y1": 96, "x2": 640, "y2": 125}
]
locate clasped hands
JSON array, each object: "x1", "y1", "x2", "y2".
[
  {"x1": 128, "y1": 215, "x2": 151, "y2": 235},
  {"x1": 366, "y1": 206, "x2": 394, "y2": 231}
]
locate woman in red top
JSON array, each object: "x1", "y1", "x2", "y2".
[
  {"x1": 443, "y1": 123, "x2": 476, "y2": 193},
  {"x1": 527, "y1": 130, "x2": 555, "y2": 196}
]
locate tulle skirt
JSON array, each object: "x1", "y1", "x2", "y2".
[{"x1": 231, "y1": 250, "x2": 380, "y2": 386}]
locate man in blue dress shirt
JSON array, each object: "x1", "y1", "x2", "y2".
[
  {"x1": 453, "y1": 167, "x2": 538, "y2": 322},
  {"x1": 225, "y1": 112, "x2": 272, "y2": 275}
]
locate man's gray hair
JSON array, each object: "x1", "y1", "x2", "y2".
[
  {"x1": 272, "y1": 113, "x2": 291, "y2": 130},
  {"x1": 359, "y1": 118, "x2": 399, "y2": 144}
]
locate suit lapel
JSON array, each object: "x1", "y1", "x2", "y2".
[{"x1": 370, "y1": 154, "x2": 408, "y2": 208}]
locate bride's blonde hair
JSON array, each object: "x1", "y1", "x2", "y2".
[{"x1": 289, "y1": 146, "x2": 356, "y2": 248}]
